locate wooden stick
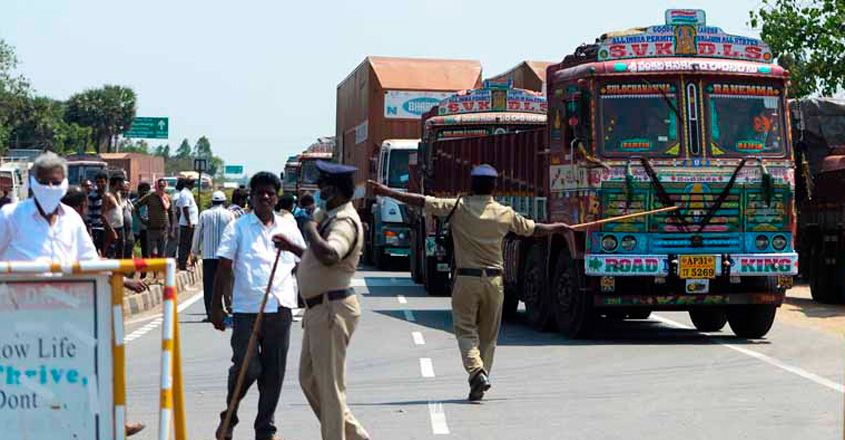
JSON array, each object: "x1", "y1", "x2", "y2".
[
  {"x1": 218, "y1": 248, "x2": 283, "y2": 440},
  {"x1": 569, "y1": 205, "x2": 679, "y2": 230}
]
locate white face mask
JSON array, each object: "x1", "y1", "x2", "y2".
[{"x1": 30, "y1": 176, "x2": 68, "y2": 214}]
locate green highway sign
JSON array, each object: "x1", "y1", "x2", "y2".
[
  {"x1": 125, "y1": 117, "x2": 169, "y2": 139},
  {"x1": 224, "y1": 165, "x2": 244, "y2": 175}
]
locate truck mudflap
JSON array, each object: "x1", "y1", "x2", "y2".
[
  {"x1": 596, "y1": 292, "x2": 784, "y2": 308},
  {"x1": 585, "y1": 253, "x2": 799, "y2": 277}
]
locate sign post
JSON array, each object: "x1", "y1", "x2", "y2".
[
  {"x1": 193, "y1": 158, "x2": 209, "y2": 210},
  {"x1": 125, "y1": 117, "x2": 169, "y2": 139}
]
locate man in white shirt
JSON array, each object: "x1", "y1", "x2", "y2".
[
  {"x1": 191, "y1": 190, "x2": 235, "y2": 321},
  {"x1": 211, "y1": 172, "x2": 304, "y2": 440},
  {"x1": 176, "y1": 178, "x2": 199, "y2": 270}
]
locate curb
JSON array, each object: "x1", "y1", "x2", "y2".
[{"x1": 123, "y1": 262, "x2": 204, "y2": 317}]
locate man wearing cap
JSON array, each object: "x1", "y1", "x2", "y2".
[
  {"x1": 192, "y1": 190, "x2": 235, "y2": 321},
  {"x1": 273, "y1": 160, "x2": 369, "y2": 440},
  {"x1": 368, "y1": 164, "x2": 572, "y2": 402}
]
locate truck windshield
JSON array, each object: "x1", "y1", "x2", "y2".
[
  {"x1": 705, "y1": 83, "x2": 785, "y2": 156},
  {"x1": 599, "y1": 83, "x2": 681, "y2": 157},
  {"x1": 284, "y1": 169, "x2": 298, "y2": 185},
  {"x1": 301, "y1": 161, "x2": 320, "y2": 185},
  {"x1": 387, "y1": 149, "x2": 412, "y2": 188}
]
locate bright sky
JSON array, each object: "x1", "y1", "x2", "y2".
[{"x1": 2, "y1": 0, "x2": 761, "y2": 176}]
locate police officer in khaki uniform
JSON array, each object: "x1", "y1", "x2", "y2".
[
  {"x1": 273, "y1": 160, "x2": 369, "y2": 440},
  {"x1": 369, "y1": 164, "x2": 571, "y2": 401}
]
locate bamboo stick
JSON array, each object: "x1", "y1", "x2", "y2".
[{"x1": 569, "y1": 205, "x2": 680, "y2": 230}]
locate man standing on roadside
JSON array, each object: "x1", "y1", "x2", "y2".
[
  {"x1": 133, "y1": 182, "x2": 151, "y2": 261},
  {"x1": 176, "y1": 178, "x2": 198, "y2": 270},
  {"x1": 135, "y1": 178, "x2": 174, "y2": 261},
  {"x1": 191, "y1": 190, "x2": 235, "y2": 322},
  {"x1": 273, "y1": 161, "x2": 369, "y2": 440},
  {"x1": 368, "y1": 164, "x2": 572, "y2": 401},
  {"x1": 211, "y1": 172, "x2": 304, "y2": 440},
  {"x1": 88, "y1": 172, "x2": 108, "y2": 254}
]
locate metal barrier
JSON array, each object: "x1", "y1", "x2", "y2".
[{"x1": 0, "y1": 258, "x2": 186, "y2": 440}]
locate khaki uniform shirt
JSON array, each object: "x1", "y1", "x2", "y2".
[
  {"x1": 297, "y1": 202, "x2": 363, "y2": 299},
  {"x1": 425, "y1": 195, "x2": 536, "y2": 270}
]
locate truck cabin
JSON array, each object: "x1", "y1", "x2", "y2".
[
  {"x1": 547, "y1": 9, "x2": 794, "y2": 261},
  {"x1": 377, "y1": 140, "x2": 419, "y2": 190},
  {"x1": 67, "y1": 160, "x2": 108, "y2": 186},
  {"x1": 283, "y1": 160, "x2": 300, "y2": 194},
  {"x1": 297, "y1": 152, "x2": 332, "y2": 196}
]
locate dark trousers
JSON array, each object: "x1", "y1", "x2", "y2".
[
  {"x1": 92, "y1": 228, "x2": 105, "y2": 256},
  {"x1": 219, "y1": 309, "x2": 292, "y2": 440},
  {"x1": 123, "y1": 228, "x2": 135, "y2": 259},
  {"x1": 202, "y1": 259, "x2": 219, "y2": 319},
  {"x1": 138, "y1": 230, "x2": 149, "y2": 258},
  {"x1": 178, "y1": 225, "x2": 194, "y2": 270}
]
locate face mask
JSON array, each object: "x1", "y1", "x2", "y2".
[{"x1": 30, "y1": 176, "x2": 68, "y2": 214}]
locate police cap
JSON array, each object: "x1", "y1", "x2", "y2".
[
  {"x1": 470, "y1": 164, "x2": 498, "y2": 178},
  {"x1": 316, "y1": 160, "x2": 357, "y2": 179}
]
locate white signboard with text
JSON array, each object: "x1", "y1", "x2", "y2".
[
  {"x1": 384, "y1": 91, "x2": 454, "y2": 119},
  {"x1": 0, "y1": 275, "x2": 114, "y2": 439}
]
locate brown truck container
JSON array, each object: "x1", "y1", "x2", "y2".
[
  {"x1": 335, "y1": 56, "x2": 482, "y2": 204},
  {"x1": 486, "y1": 60, "x2": 554, "y2": 93},
  {"x1": 100, "y1": 153, "x2": 165, "y2": 190}
]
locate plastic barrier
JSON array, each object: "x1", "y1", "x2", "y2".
[{"x1": 0, "y1": 258, "x2": 186, "y2": 440}]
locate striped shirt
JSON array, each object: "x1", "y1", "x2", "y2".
[
  {"x1": 229, "y1": 204, "x2": 246, "y2": 218},
  {"x1": 88, "y1": 189, "x2": 104, "y2": 229},
  {"x1": 191, "y1": 204, "x2": 235, "y2": 260}
]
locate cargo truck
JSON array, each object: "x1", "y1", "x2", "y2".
[
  {"x1": 282, "y1": 155, "x2": 300, "y2": 196},
  {"x1": 413, "y1": 9, "x2": 796, "y2": 339},
  {"x1": 409, "y1": 81, "x2": 547, "y2": 294},
  {"x1": 368, "y1": 139, "x2": 418, "y2": 269},
  {"x1": 791, "y1": 98, "x2": 845, "y2": 303}
]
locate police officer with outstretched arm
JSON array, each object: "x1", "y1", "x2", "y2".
[{"x1": 368, "y1": 164, "x2": 572, "y2": 401}]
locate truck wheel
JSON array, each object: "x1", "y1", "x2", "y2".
[
  {"x1": 409, "y1": 229, "x2": 422, "y2": 284},
  {"x1": 809, "y1": 244, "x2": 839, "y2": 303},
  {"x1": 727, "y1": 305, "x2": 777, "y2": 339},
  {"x1": 523, "y1": 245, "x2": 553, "y2": 331},
  {"x1": 425, "y1": 257, "x2": 451, "y2": 296},
  {"x1": 373, "y1": 246, "x2": 388, "y2": 270},
  {"x1": 502, "y1": 282, "x2": 520, "y2": 320},
  {"x1": 551, "y1": 249, "x2": 593, "y2": 338},
  {"x1": 626, "y1": 310, "x2": 652, "y2": 320},
  {"x1": 689, "y1": 309, "x2": 727, "y2": 332}
]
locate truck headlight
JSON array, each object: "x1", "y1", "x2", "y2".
[
  {"x1": 755, "y1": 235, "x2": 769, "y2": 251},
  {"x1": 772, "y1": 235, "x2": 787, "y2": 251},
  {"x1": 385, "y1": 230, "x2": 399, "y2": 245},
  {"x1": 601, "y1": 235, "x2": 618, "y2": 252},
  {"x1": 620, "y1": 235, "x2": 637, "y2": 251}
]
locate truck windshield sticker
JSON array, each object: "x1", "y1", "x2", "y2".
[
  {"x1": 437, "y1": 87, "x2": 546, "y2": 116},
  {"x1": 706, "y1": 83, "x2": 784, "y2": 156},
  {"x1": 600, "y1": 84, "x2": 680, "y2": 157}
]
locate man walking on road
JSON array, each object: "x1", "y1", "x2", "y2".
[
  {"x1": 211, "y1": 172, "x2": 305, "y2": 440},
  {"x1": 134, "y1": 178, "x2": 173, "y2": 260},
  {"x1": 176, "y1": 178, "x2": 199, "y2": 269},
  {"x1": 192, "y1": 190, "x2": 235, "y2": 321},
  {"x1": 369, "y1": 164, "x2": 572, "y2": 401},
  {"x1": 273, "y1": 161, "x2": 370, "y2": 440}
]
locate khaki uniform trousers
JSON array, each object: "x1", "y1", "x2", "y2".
[
  {"x1": 299, "y1": 294, "x2": 369, "y2": 440},
  {"x1": 451, "y1": 274, "x2": 504, "y2": 377}
]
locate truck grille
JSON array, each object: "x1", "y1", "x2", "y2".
[{"x1": 650, "y1": 233, "x2": 743, "y2": 253}]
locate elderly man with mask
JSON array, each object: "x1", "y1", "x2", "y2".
[{"x1": 0, "y1": 152, "x2": 147, "y2": 436}]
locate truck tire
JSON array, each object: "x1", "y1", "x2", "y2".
[
  {"x1": 373, "y1": 245, "x2": 388, "y2": 271},
  {"x1": 502, "y1": 282, "x2": 520, "y2": 320},
  {"x1": 523, "y1": 245, "x2": 553, "y2": 331},
  {"x1": 425, "y1": 256, "x2": 451, "y2": 296},
  {"x1": 727, "y1": 305, "x2": 777, "y2": 339},
  {"x1": 626, "y1": 310, "x2": 652, "y2": 320},
  {"x1": 809, "y1": 244, "x2": 839, "y2": 303},
  {"x1": 689, "y1": 309, "x2": 727, "y2": 332},
  {"x1": 409, "y1": 228, "x2": 422, "y2": 284},
  {"x1": 551, "y1": 249, "x2": 593, "y2": 338}
]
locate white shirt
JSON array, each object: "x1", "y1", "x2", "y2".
[
  {"x1": 177, "y1": 188, "x2": 199, "y2": 226},
  {"x1": 216, "y1": 212, "x2": 305, "y2": 313},
  {"x1": 191, "y1": 204, "x2": 235, "y2": 260},
  {"x1": 0, "y1": 199, "x2": 98, "y2": 264}
]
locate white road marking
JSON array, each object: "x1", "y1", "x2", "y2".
[
  {"x1": 125, "y1": 291, "x2": 204, "y2": 325},
  {"x1": 403, "y1": 309, "x2": 416, "y2": 322},
  {"x1": 412, "y1": 331, "x2": 425, "y2": 345},
  {"x1": 653, "y1": 314, "x2": 845, "y2": 393},
  {"x1": 428, "y1": 401, "x2": 450, "y2": 435},
  {"x1": 420, "y1": 358, "x2": 435, "y2": 378},
  {"x1": 397, "y1": 295, "x2": 408, "y2": 304},
  {"x1": 124, "y1": 292, "x2": 204, "y2": 344}
]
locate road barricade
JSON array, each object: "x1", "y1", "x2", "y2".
[{"x1": 0, "y1": 258, "x2": 186, "y2": 440}]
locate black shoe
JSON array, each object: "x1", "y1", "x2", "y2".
[{"x1": 468, "y1": 371, "x2": 491, "y2": 401}]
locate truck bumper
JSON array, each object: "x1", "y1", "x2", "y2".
[{"x1": 584, "y1": 253, "x2": 799, "y2": 277}]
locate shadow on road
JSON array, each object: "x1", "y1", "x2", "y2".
[
  {"x1": 783, "y1": 295, "x2": 845, "y2": 319},
  {"x1": 373, "y1": 309, "x2": 770, "y2": 347}
]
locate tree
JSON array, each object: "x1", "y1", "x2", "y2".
[
  {"x1": 116, "y1": 138, "x2": 149, "y2": 154},
  {"x1": 0, "y1": 39, "x2": 32, "y2": 153},
  {"x1": 65, "y1": 85, "x2": 137, "y2": 153},
  {"x1": 749, "y1": 0, "x2": 845, "y2": 97},
  {"x1": 175, "y1": 138, "x2": 192, "y2": 158},
  {"x1": 153, "y1": 144, "x2": 170, "y2": 159},
  {"x1": 194, "y1": 136, "x2": 211, "y2": 158}
]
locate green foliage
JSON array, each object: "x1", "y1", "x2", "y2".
[
  {"x1": 65, "y1": 85, "x2": 137, "y2": 152},
  {"x1": 116, "y1": 138, "x2": 150, "y2": 154},
  {"x1": 175, "y1": 138, "x2": 192, "y2": 158},
  {"x1": 153, "y1": 144, "x2": 170, "y2": 158},
  {"x1": 750, "y1": 0, "x2": 845, "y2": 97}
]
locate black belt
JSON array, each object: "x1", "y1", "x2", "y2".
[
  {"x1": 305, "y1": 289, "x2": 354, "y2": 308},
  {"x1": 457, "y1": 268, "x2": 502, "y2": 277}
]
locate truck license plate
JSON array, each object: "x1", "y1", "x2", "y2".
[{"x1": 679, "y1": 255, "x2": 716, "y2": 279}]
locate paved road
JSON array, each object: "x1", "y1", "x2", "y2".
[{"x1": 124, "y1": 270, "x2": 845, "y2": 439}]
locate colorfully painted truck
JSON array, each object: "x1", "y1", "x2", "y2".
[
  {"x1": 409, "y1": 81, "x2": 547, "y2": 295},
  {"x1": 415, "y1": 10, "x2": 796, "y2": 339},
  {"x1": 369, "y1": 139, "x2": 418, "y2": 269},
  {"x1": 791, "y1": 98, "x2": 845, "y2": 303}
]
